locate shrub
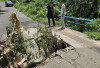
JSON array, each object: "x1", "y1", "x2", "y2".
[
  {"x1": 85, "y1": 32, "x2": 100, "y2": 40},
  {"x1": 86, "y1": 19, "x2": 100, "y2": 32},
  {"x1": 36, "y1": 8, "x2": 47, "y2": 18},
  {"x1": 6, "y1": 25, "x2": 13, "y2": 35}
]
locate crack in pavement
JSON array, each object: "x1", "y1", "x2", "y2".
[{"x1": 58, "y1": 47, "x2": 84, "y2": 68}]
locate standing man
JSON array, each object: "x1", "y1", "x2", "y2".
[
  {"x1": 43, "y1": 2, "x2": 55, "y2": 27},
  {"x1": 59, "y1": 0, "x2": 65, "y2": 29}
]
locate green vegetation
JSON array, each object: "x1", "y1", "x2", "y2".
[
  {"x1": 35, "y1": 27, "x2": 58, "y2": 58},
  {"x1": 65, "y1": 0, "x2": 100, "y2": 19},
  {"x1": 65, "y1": 19, "x2": 100, "y2": 40},
  {"x1": 0, "y1": 0, "x2": 4, "y2": 1},
  {"x1": 6, "y1": 24, "x2": 13, "y2": 35},
  {"x1": 85, "y1": 32, "x2": 100, "y2": 40},
  {"x1": 0, "y1": 0, "x2": 100, "y2": 40},
  {"x1": 13, "y1": 0, "x2": 61, "y2": 25},
  {"x1": 85, "y1": 19, "x2": 100, "y2": 40},
  {"x1": 86, "y1": 19, "x2": 100, "y2": 32},
  {"x1": 13, "y1": 0, "x2": 100, "y2": 18},
  {"x1": 14, "y1": 0, "x2": 100, "y2": 40}
]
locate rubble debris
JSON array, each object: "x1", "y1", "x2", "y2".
[
  {"x1": 10, "y1": 13, "x2": 24, "y2": 32},
  {"x1": 0, "y1": 13, "x2": 72, "y2": 68},
  {"x1": 39, "y1": 58, "x2": 50, "y2": 66},
  {"x1": 17, "y1": 58, "x2": 26, "y2": 65},
  {"x1": 57, "y1": 60, "x2": 62, "y2": 64}
]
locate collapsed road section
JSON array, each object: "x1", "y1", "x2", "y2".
[{"x1": 0, "y1": 13, "x2": 74, "y2": 68}]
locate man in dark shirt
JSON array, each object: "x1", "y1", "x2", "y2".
[{"x1": 44, "y1": 2, "x2": 55, "y2": 27}]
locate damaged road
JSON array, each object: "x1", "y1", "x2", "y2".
[{"x1": 0, "y1": 1, "x2": 100, "y2": 68}]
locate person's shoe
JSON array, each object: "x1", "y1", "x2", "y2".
[
  {"x1": 53, "y1": 25, "x2": 55, "y2": 27},
  {"x1": 47, "y1": 26, "x2": 50, "y2": 28},
  {"x1": 58, "y1": 27, "x2": 65, "y2": 31},
  {"x1": 61, "y1": 27, "x2": 65, "y2": 29}
]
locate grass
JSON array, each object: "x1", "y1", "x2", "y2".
[
  {"x1": 85, "y1": 32, "x2": 100, "y2": 40},
  {"x1": 37, "y1": 17, "x2": 61, "y2": 26},
  {"x1": 84, "y1": 19, "x2": 100, "y2": 40},
  {"x1": 13, "y1": 2, "x2": 61, "y2": 26},
  {"x1": 0, "y1": 0, "x2": 5, "y2": 1},
  {"x1": 65, "y1": 19, "x2": 100, "y2": 40}
]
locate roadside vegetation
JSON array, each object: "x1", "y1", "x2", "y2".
[
  {"x1": 85, "y1": 19, "x2": 100, "y2": 40},
  {"x1": 0, "y1": 0, "x2": 100, "y2": 40}
]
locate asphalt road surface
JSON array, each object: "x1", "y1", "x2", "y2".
[{"x1": 0, "y1": 1, "x2": 32, "y2": 37}]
